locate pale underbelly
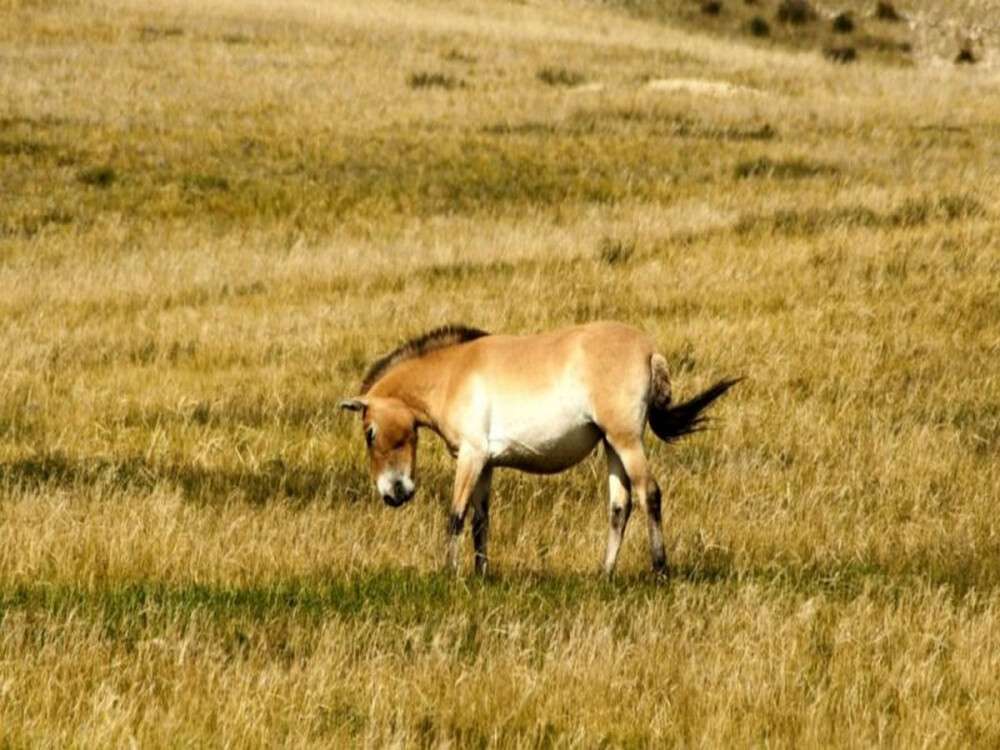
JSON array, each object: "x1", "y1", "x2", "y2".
[{"x1": 488, "y1": 422, "x2": 603, "y2": 474}]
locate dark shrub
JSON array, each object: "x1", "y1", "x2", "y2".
[
  {"x1": 748, "y1": 16, "x2": 771, "y2": 36},
  {"x1": 874, "y1": 1, "x2": 902, "y2": 21},
  {"x1": 776, "y1": 0, "x2": 816, "y2": 24},
  {"x1": 832, "y1": 12, "x2": 855, "y2": 33},
  {"x1": 955, "y1": 48, "x2": 976, "y2": 64},
  {"x1": 701, "y1": 1, "x2": 723, "y2": 15}
]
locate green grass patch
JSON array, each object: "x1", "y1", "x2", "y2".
[{"x1": 16, "y1": 131, "x2": 707, "y2": 228}]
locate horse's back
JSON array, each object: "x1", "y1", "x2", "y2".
[{"x1": 465, "y1": 321, "x2": 653, "y2": 379}]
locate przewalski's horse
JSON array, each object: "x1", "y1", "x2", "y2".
[{"x1": 339, "y1": 321, "x2": 739, "y2": 576}]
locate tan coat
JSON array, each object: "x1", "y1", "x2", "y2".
[{"x1": 340, "y1": 321, "x2": 738, "y2": 576}]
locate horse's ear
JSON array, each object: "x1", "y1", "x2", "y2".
[{"x1": 338, "y1": 398, "x2": 367, "y2": 413}]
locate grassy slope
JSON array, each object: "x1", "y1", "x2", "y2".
[
  {"x1": 2, "y1": 0, "x2": 1000, "y2": 745},
  {"x1": 614, "y1": 0, "x2": 999, "y2": 64}
]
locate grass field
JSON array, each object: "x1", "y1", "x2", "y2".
[{"x1": 2, "y1": 0, "x2": 1000, "y2": 745}]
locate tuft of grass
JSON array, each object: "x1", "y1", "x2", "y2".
[
  {"x1": 701, "y1": 1, "x2": 723, "y2": 16},
  {"x1": 407, "y1": 72, "x2": 464, "y2": 90},
  {"x1": 482, "y1": 121, "x2": 558, "y2": 136},
  {"x1": 824, "y1": 45, "x2": 858, "y2": 63},
  {"x1": 415, "y1": 259, "x2": 519, "y2": 286},
  {"x1": 221, "y1": 33, "x2": 252, "y2": 45},
  {"x1": 139, "y1": 25, "x2": 183, "y2": 39},
  {"x1": 597, "y1": 237, "x2": 636, "y2": 265},
  {"x1": 894, "y1": 193, "x2": 985, "y2": 224},
  {"x1": 441, "y1": 48, "x2": 477, "y2": 63},
  {"x1": 77, "y1": 165, "x2": 116, "y2": 187},
  {"x1": 0, "y1": 139, "x2": 50, "y2": 156},
  {"x1": 183, "y1": 174, "x2": 230, "y2": 192},
  {"x1": 735, "y1": 156, "x2": 838, "y2": 180},
  {"x1": 536, "y1": 66, "x2": 586, "y2": 87}
]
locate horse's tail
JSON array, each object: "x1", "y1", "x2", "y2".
[{"x1": 647, "y1": 354, "x2": 742, "y2": 444}]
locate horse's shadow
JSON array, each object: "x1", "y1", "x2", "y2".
[
  {"x1": 462, "y1": 554, "x2": 996, "y2": 603},
  {"x1": 0, "y1": 451, "x2": 362, "y2": 506},
  {"x1": 2, "y1": 454, "x2": 993, "y2": 603}
]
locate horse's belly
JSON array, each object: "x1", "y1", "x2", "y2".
[{"x1": 488, "y1": 419, "x2": 602, "y2": 474}]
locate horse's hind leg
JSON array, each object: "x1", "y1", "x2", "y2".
[
  {"x1": 603, "y1": 442, "x2": 633, "y2": 575},
  {"x1": 605, "y1": 435, "x2": 667, "y2": 575}
]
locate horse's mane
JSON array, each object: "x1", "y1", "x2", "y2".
[{"x1": 360, "y1": 324, "x2": 490, "y2": 394}]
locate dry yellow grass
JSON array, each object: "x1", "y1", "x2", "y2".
[{"x1": 1, "y1": 0, "x2": 999, "y2": 745}]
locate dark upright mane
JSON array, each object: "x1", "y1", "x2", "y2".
[{"x1": 360, "y1": 324, "x2": 490, "y2": 394}]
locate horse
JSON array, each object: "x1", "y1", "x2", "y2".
[{"x1": 339, "y1": 321, "x2": 739, "y2": 576}]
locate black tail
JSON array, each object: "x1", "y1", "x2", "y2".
[{"x1": 648, "y1": 378, "x2": 742, "y2": 443}]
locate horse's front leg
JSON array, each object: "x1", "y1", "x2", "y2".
[
  {"x1": 446, "y1": 448, "x2": 487, "y2": 574},
  {"x1": 471, "y1": 467, "x2": 493, "y2": 576}
]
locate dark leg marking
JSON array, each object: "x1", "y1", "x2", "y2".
[
  {"x1": 647, "y1": 481, "x2": 667, "y2": 574},
  {"x1": 473, "y1": 497, "x2": 489, "y2": 575},
  {"x1": 610, "y1": 503, "x2": 631, "y2": 529},
  {"x1": 472, "y1": 500, "x2": 489, "y2": 547},
  {"x1": 647, "y1": 482, "x2": 662, "y2": 524}
]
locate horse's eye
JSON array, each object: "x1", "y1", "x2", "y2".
[{"x1": 364, "y1": 425, "x2": 376, "y2": 446}]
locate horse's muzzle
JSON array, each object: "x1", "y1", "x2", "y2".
[{"x1": 382, "y1": 484, "x2": 414, "y2": 507}]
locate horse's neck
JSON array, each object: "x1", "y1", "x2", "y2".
[{"x1": 370, "y1": 358, "x2": 447, "y2": 432}]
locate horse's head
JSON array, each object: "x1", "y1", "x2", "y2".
[{"x1": 339, "y1": 396, "x2": 417, "y2": 507}]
